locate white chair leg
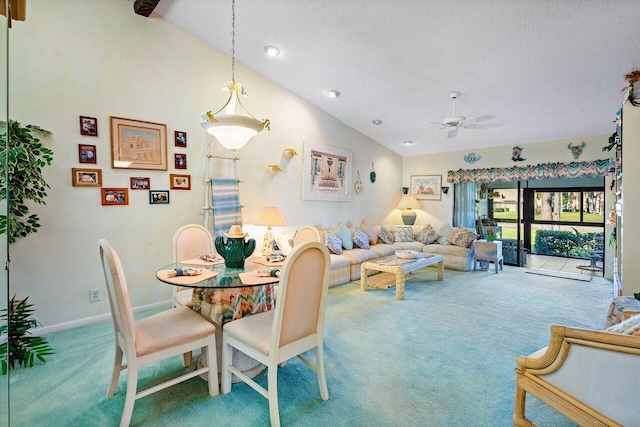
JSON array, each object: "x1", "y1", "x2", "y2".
[
  {"x1": 267, "y1": 365, "x2": 281, "y2": 427},
  {"x1": 316, "y1": 345, "x2": 329, "y2": 401},
  {"x1": 121, "y1": 368, "x2": 138, "y2": 427},
  {"x1": 205, "y1": 338, "x2": 219, "y2": 397},
  {"x1": 107, "y1": 345, "x2": 123, "y2": 398},
  {"x1": 221, "y1": 335, "x2": 233, "y2": 394}
]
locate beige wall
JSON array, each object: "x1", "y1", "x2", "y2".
[{"x1": 9, "y1": 0, "x2": 402, "y2": 328}]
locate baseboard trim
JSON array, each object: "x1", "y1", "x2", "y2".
[{"x1": 37, "y1": 300, "x2": 172, "y2": 336}]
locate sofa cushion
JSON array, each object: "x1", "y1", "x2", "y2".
[
  {"x1": 391, "y1": 226, "x2": 415, "y2": 242},
  {"x1": 415, "y1": 224, "x2": 439, "y2": 244},
  {"x1": 436, "y1": 223, "x2": 455, "y2": 245},
  {"x1": 448, "y1": 227, "x2": 478, "y2": 248},
  {"x1": 340, "y1": 248, "x2": 380, "y2": 265},
  {"x1": 324, "y1": 230, "x2": 343, "y2": 254},
  {"x1": 360, "y1": 219, "x2": 378, "y2": 245},
  {"x1": 394, "y1": 241, "x2": 425, "y2": 251},
  {"x1": 606, "y1": 313, "x2": 640, "y2": 336},
  {"x1": 378, "y1": 225, "x2": 394, "y2": 244},
  {"x1": 336, "y1": 223, "x2": 353, "y2": 250},
  {"x1": 369, "y1": 243, "x2": 400, "y2": 257},
  {"x1": 353, "y1": 227, "x2": 370, "y2": 249},
  {"x1": 423, "y1": 243, "x2": 472, "y2": 257}
]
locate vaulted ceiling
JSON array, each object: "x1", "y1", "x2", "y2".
[{"x1": 154, "y1": 0, "x2": 640, "y2": 156}]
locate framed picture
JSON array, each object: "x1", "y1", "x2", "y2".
[
  {"x1": 149, "y1": 190, "x2": 170, "y2": 204},
  {"x1": 301, "y1": 141, "x2": 352, "y2": 202},
  {"x1": 79, "y1": 116, "x2": 98, "y2": 136},
  {"x1": 78, "y1": 144, "x2": 97, "y2": 164},
  {"x1": 72, "y1": 168, "x2": 102, "y2": 187},
  {"x1": 170, "y1": 173, "x2": 191, "y2": 190},
  {"x1": 175, "y1": 130, "x2": 187, "y2": 147},
  {"x1": 174, "y1": 153, "x2": 187, "y2": 169},
  {"x1": 130, "y1": 177, "x2": 150, "y2": 190},
  {"x1": 101, "y1": 188, "x2": 129, "y2": 206},
  {"x1": 410, "y1": 174, "x2": 442, "y2": 200},
  {"x1": 110, "y1": 116, "x2": 167, "y2": 170}
]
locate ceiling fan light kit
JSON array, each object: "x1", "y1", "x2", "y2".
[{"x1": 425, "y1": 91, "x2": 503, "y2": 139}]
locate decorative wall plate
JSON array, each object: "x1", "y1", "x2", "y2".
[
  {"x1": 464, "y1": 152, "x2": 481, "y2": 164},
  {"x1": 370, "y1": 162, "x2": 376, "y2": 183},
  {"x1": 354, "y1": 171, "x2": 363, "y2": 193}
]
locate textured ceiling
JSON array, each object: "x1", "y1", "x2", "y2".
[{"x1": 154, "y1": 0, "x2": 640, "y2": 157}]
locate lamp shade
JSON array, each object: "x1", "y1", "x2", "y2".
[
  {"x1": 396, "y1": 194, "x2": 422, "y2": 210},
  {"x1": 254, "y1": 206, "x2": 287, "y2": 227}
]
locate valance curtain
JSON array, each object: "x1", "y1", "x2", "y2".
[{"x1": 447, "y1": 159, "x2": 610, "y2": 184}]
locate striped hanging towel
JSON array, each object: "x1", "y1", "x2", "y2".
[{"x1": 211, "y1": 178, "x2": 242, "y2": 237}]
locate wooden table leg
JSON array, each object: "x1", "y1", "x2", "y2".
[
  {"x1": 360, "y1": 265, "x2": 368, "y2": 292},
  {"x1": 437, "y1": 261, "x2": 444, "y2": 280},
  {"x1": 395, "y1": 268, "x2": 405, "y2": 300}
]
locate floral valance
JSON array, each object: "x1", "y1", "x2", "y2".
[{"x1": 447, "y1": 159, "x2": 610, "y2": 184}]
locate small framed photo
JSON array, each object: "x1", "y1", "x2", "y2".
[
  {"x1": 149, "y1": 190, "x2": 170, "y2": 204},
  {"x1": 130, "y1": 177, "x2": 150, "y2": 190},
  {"x1": 175, "y1": 130, "x2": 187, "y2": 147},
  {"x1": 78, "y1": 144, "x2": 97, "y2": 164},
  {"x1": 174, "y1": 153, "x2": 187, "y2": 169},
  {"x1": 79, "y1": 116, "x2": 98, "y2": 136},
  {"x1": 101, "y1": 188, "x2": 129, "y2": 206},
  {"x1": 72, "y1": 168, "x2": 102, "y2": 187},
  {"x1": 170, "y1": 173, "x2": 191, "y2": 190}
]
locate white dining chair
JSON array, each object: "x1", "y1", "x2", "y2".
[
  {"x1": 221, "y1": 241, "x2": 331, "y2": 427},
  {"x1": 172, "y1": 224, "x2": 215, "y2": 307},
  {"x1": 293, "y1": 225, "x2": 323, "y2": 246},
  {"x1": 99, "y1": 239, "x2": 218, "y2": 427}
]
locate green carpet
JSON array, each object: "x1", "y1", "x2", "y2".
[{"x1": 7, "y1": 265, "x2": 613, "y2": 426}]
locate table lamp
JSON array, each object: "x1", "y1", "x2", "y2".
[
  {"x1": 396, "y1": 194, "x2": 422, "y2": 225},
  {"x1": 254, "y1": 206, "x2": 287, "y2": 255}
]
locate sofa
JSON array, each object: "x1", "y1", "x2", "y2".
[{"x1": 282, "y1": 222, "x2": 477, "y2": 288}]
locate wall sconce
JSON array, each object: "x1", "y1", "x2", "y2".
[
  {"x1": 441, "y1": 186, "x2": 450, "y2": 194},
  {"x1": 283, "y1": 149, "x2": 297, "y2": 159},
  {"x1": 402, "y1": 187, "x2": 409, "y2": 195},
  {"x1": 267, "y1": 165, "x2": 282, "y2": 175}
]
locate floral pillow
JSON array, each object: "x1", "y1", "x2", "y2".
[
  {"x1": 360, "y1": 219, "x2": 378, "y2": 245},
  {"x1": 353, "y1": 227, "x2": 370, "y2": 249},
  {"x1": 448, "y1": 227, "x2": 479, "y2": 248},
  {"x1": 391, "y1": 226, "x2": 415, "y2": 242},
  {"x1": 324, "y1": 230, "x2": 343, "y2": 254},
  {"x1": 605, "y1": 313, "x2": 640, "y2": 336},
  {"x1": 377, "y1": 225, "x2": 394, "y2": 244},
  {"x1": 415, "y1": 224, "x2": 439, "y2": 244},
  {"x1": 335, "y1": 223, "x2": 353, "y2": 250}
]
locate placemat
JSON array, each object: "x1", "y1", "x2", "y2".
[
  {"x1": 239, "y1": 271, "x2": 280, "y2": 285},
  {"x1": 156, "y1": 268, "x2": 219, "y2": 285},
  {"x1": 179, "y1": 257, "x2": 225, "y2": 266},
  {"x1": 251, "y1": 257, "x2": 286, "y2": 267}
]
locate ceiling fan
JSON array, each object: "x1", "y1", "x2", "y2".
[{"x1": 425, "y1": 91, "x2": 502, "y2": 139}]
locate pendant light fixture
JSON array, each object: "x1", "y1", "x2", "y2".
[{"x1": 200, "y1": 0, "x2": 270, "y2": 151}]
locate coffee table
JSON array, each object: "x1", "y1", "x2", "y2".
[{"x1": 360, "y1": 253, "x2": 444, "y2": 300}]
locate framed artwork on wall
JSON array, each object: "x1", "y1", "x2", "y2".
[
  {"x1": 301, "y1": 141, "x2": 352, "y2": 202},
  {"x1": 101, "y1": 188, "x2": 129, "y2": 205},
  {"x1": 149, "y1": 190, "x2": 170, "y2": 204},
  {"x1": 110, "y1": 116, "x2": 168, "y2": 170},
  {"x1": 72, "y1": 167, "x2": 102, "y2": 187},
  {"x1": 175, "y1": 130, "x2": 187, "y2": 147},
  {"x1": 78, "y1": 144, "x2": 97, "y2": 164},
  {"x1": 79, "y1": 115, "x2": 98, "y2": 136},
  {"x1": 170, "y1": 173, "x2": 191, "y2": 190},
  {"x1": 410, "y1": 174, "x2": 442, "y2": 200},
  {"x1": 130, "y1": 177, "x2": 150, "y2": 190},
  {"x1": 174, "y1": 153, "x2": 187, "y2": 169}
]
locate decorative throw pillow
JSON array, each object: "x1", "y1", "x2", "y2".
[
  {"x1": 378, "y1": 225, "x2": 394, "y2": 244},
  {"x1": 605, "y1": 313, "x2": 640, "y2": 336},
  {"x1": 391, "y1": 226, "x2": 415, "y2": 242},
  {"x1": 335, "y1": 223, "x2": 353, "y2": 250},
  {"x1": 360, "y1": 219, "x2": 378, "y2": 245},
  {"x1": 436, "y1": 223, "x2": 455, "y2": 245},
  {"x1": 324, "y1": 230, "x2": 343, "y2": 254},
  {"x1": 448, "y1": 227, "x2": 479, "y2": 248},
  {"x1": 415, "y1": 224, "x2": 439, "y2": 244},
  {"x1": 353, "y1": 227, "x2": 370, "y2": 249}
]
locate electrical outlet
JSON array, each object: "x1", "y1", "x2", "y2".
[{"x1": 90, "y1": 288, "x2": 100, "y2": 302}]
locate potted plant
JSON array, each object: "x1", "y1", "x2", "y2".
[{"x1": 0, "y1": 120, "x2": 55, "y2": 373}]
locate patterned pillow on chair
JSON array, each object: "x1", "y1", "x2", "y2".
[
  {"x1": 448, "y1": 227, "x2": 479, "y2": 248},
  {"x1": 353, "y1": 227, "x2": 371, "y2": 249},
  {"x1": 415, "y1": 224, "x2": 439, "y2": 244},
  {"x1": 377, "y1": 225, "x2": 394, "y2": 244},
  {"x1": 391, "y1": 226, "x2": 415, "y2": 242},
  {"x1": 606, "y1": 313, "x2": 640, "y2": 336},
  {"x1": 324, "y1": 230, "x2": 344, "y2": 254}
]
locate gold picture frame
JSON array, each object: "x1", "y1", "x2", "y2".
[
  {"x1": 72, "y1": 168, "x2": 102, "y2": 187},
  {"x1": 110, "y1": 116, "x2": 167, "y2": 170},
  {"x1": 410, "y1": 174, "x2": 442, "y2": 200}
]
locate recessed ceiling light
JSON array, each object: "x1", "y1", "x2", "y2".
[
  {"x1": 264, "y1": 45, "x2": 280, "y2": 57},
  {"x1": 326, "y1": 89, "x2": 341, "y2": 98},
  {"x1": 372, "y1": 119, "x2": 383, "y2": 125},
  {"x1": 403, "y1": 140, "x2": 413, "y2": 145}
]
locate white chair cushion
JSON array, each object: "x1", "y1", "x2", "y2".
[{"x1": 224, "y1": 310, "x2": 274, "y2": 355}]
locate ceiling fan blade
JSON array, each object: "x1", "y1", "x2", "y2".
[
  {"x1": 462, "y1": 114, "x2": 496, "y2": 124},
  {"x1": 447, "y1": 127, "x2": 458, "y2": 139},
  {"x1": 463, "y1": 123, "x2": 503, "y2": 130}
]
